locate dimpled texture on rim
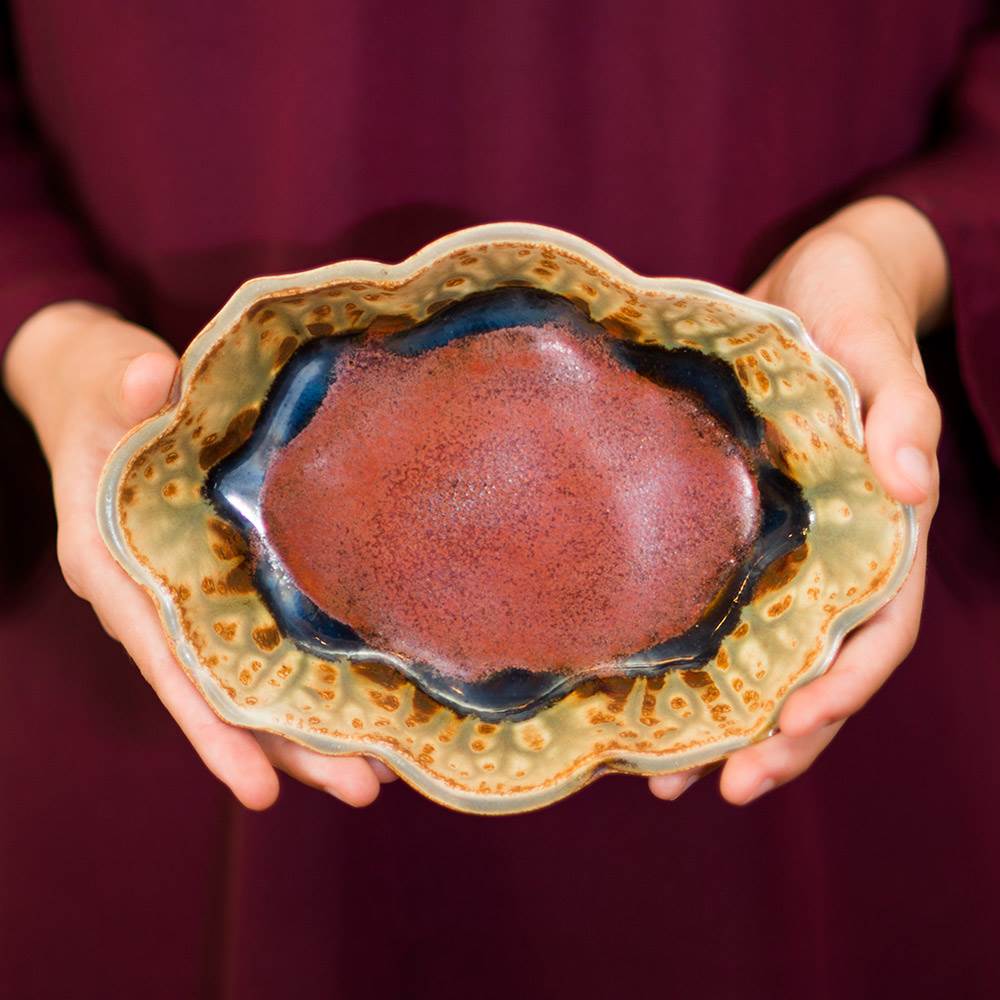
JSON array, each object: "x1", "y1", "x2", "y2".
[{"x1": 97, "y1": 223, "x2": 916, "y2": 815}]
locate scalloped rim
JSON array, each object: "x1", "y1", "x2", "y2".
[{"x1": 97, "y1": 222, "x2": 918, "y2": 814}]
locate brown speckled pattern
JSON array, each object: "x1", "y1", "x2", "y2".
[{"x1": 98, "y1": 224, "x2": 915, "y2": 814}]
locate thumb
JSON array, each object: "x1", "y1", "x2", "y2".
[
  {"x1": 111, "y1": 350, "x2": 179, "y2": 428},
  {"x1": 815, "y1": 314, "x2": 940, "y2": 507},
  {"x1": 863, "y1": 359, "x2": 941, "y2": 506}
]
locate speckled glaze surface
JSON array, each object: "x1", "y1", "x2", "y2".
[{"x1": 97, "y1": 223, "x2": 916, "y2": 814}]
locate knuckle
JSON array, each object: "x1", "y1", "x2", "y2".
[
  {"x1": 821, "y1": 308, "x2": 871, "y2": 356},
  {"x1": 798, "y1": 229, "x2": 866, "y2": 275},
  {"x1": 886, "y1": 363, "x2": 937, "y2": 407},
  {"x1": 93, "y1": 609, "x2": 119, "y2": 640},
  {"x1": 55, "y1": 529, "x2": 88, "y2": 597},
  {"x1": 899, "y1": 623, "x2": 921, "y2": 661},
  {"x1": 834, "y1": 304, "x2": 894, "y2": 340},
  {"x1": 924, "y1": 472, "x2": 941, "y2": 515},
  {"x1": 902, "y1": 378, "x2": 940, "y2": 421},
  {"x1": 823, "y1": 310, "x2": 902, "y2": 369}
]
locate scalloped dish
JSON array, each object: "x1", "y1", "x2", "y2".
[{"x1": 97, "y1": 223, "x2": 915, "y2": 814}]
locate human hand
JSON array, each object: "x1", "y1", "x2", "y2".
[
  {"x1": 2, "y1": 302, "x2": 395, "y2": 809},
  {"x1": 649, "y1": 196, "x2": 947, "y2": 805}
]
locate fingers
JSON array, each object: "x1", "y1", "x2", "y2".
[
  {"x1": 650, "y1": 532, "x2": 924, "y2": 804},
  {"x1": 710, "y1": 478, "x2": 930, "y2": 804},
  {"x1": 798, "y1": 309, "x2": 939, "y2": 509},
  {"x1": 254, "y1": 733, "x2": 383, "y2": 807},
  {"x1": 864, "y1": 371, "x2": 940, "y2": 505},
  {"x1": 69, "y1": 515, "x2": 385, "y2": 810},
  {"x1": 45, "y1": 331, "x2": 276, "y2": 804},
  {"x1": 110, "y1": 350, "x2": 179, "y2": 429},
  {"x1": 92, "y1": 606, "x2": 119, "y2": 640},
  {"x1": 778, "y1": 512, "x2": 928, "y2": 738},
  {"x1": 718, "y1": 720, "x2": 844, "y2": 805},
  {"x1": 749, "y1": 231, "x2": 941, "y2": 507},
  {"x1": 42, "y1": 315, "x2": 380, "y2": 812},
  {"x1": 82, "y1": 547, "x2": 280, "y2": 810},
  {"x1": 61, "y1": 462, "x2": 388, "y2": 808},
  {"x1": 648, "y1": 766, "x2": 707, "y2": 801},
  {"x1": 822, "y1": 312, "x2": 941, "y2": 504},
  {"x1": 733, "y1": 215, "x2": 942, "y2": 804},
  {"x1": 368, "y1": 758, "x2": 400, "y2": 783}
]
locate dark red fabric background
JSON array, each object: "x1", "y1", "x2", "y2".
[{"x1": 1, "y1": 2, "x2": 999, "y2": 997}]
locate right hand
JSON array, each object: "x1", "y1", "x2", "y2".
[
  {"x1": 648, "y1": 196, "x2": 944, "y2": 805},
  {"x1": 3, "y1": 301, "x2": 396, "y2": 809}
]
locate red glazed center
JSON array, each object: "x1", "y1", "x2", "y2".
[{"x1": 261, "y1": 323, "x2": 760, "y2": 682}]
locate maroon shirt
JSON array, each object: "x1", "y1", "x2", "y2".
[{"x1": 2, "y1": 2, "x2": 999, "y2": 997}]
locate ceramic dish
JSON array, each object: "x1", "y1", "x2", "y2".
[{"x1": 97, "y1": 222, "x2": 916, "y2": 814}]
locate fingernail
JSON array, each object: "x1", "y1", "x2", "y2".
[
  {"x1": 895, "y1": 445, "x2": 931, "y2": 497},
  {"x1": 745, "y1": 778, "x2": 776, "y2": 804}
]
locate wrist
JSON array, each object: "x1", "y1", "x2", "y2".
[
  {"x1": 826, "y1": 196, "x2": 950, "y2": 332},
  {"x1": 3, "y1": 301, "x2": 162, "y2": 458},
  {"x1": 4, "y1": 300, "x2": 118, "y2": 403}
]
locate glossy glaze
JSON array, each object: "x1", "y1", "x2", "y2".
[
  {"x1": 206, "y1": 288, "x2": 810, "y2": 719},
  {"x1": 262, "y1": 304, "x2": 760, "y2": 681},
  {"x1": 101, "y1": 224, "x2": 912, "y2": 811}
]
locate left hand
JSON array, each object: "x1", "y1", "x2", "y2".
[
  {"x1": 649, "y1": 196, "x2": 947, "y2": 805},
  {"x1": 3, "y1": 302, "x2": 398, "y2": 810}
]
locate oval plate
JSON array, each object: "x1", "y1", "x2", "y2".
[{"x1": 97, "y1": 222, "x2": 915, "y2": 814}]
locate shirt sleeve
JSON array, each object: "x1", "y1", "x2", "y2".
[
  {"x1": 862, "y1": 23, "x2": 1000, "y2": 468},
  {"x1": 0, "y1": 16, "x2": 123, "y2": 360}
]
